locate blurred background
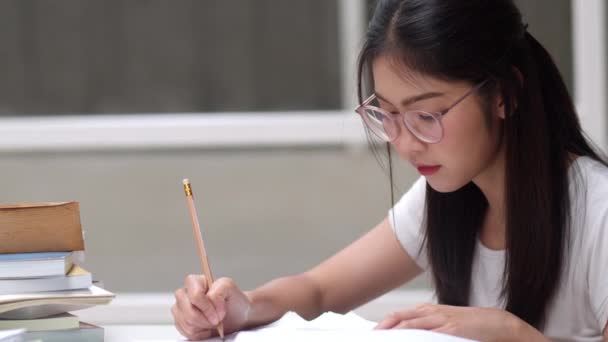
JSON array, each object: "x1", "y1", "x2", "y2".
[{"x1": 0, "y1": 0, "x2": 605, "y2": 324}]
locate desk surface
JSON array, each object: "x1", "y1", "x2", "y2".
[
  {"x1": 98, "y1": 289, "x2": 435, "y2": 341},
  {"x1": 105, "y1": 325, "x2": 182, "y2": 341}
]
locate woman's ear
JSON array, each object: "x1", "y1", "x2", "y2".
[
  {"x1": 495, "y1": 87, "x2": 507, "y2": 119},
  {"x1": 507, "y1": 66, "x2": 524, "y2": 117},
  {"x1": 497, "y1": 66, "x2": 524, "y2": 119},
  {"x1": 512, "y1": 65, "x2": 524, "y2": 85},
  {"x1": 497, "y1": 98, "x2": 506, "y2": 119}
]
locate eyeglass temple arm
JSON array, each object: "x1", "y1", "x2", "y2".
[
  {"x1": 441, "y1": 79, "x2": 489, "y2": 114},
  {"x1": 355, "y1": 94, "x2": 377, "y2": 111}
]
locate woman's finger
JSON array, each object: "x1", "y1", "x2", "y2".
[
  {"x1": 375, "y1": 315, "x2": 400, "y2": 329},
  {"x1": 174, "y1": 310, "x2": 213, "y2": 341},
  {"x1": 175, "y1": 288, "x2": 215, "y2": 330},
  {"x1": 184, "y1": 274, "x2": 209, "y2": 294},
  {"x1": 173, "y1": 304, "x2": 200, "y2": 340},
  {"x1": 393, "y1": 314, "x2": 445, "y2": 330},
  {"x1": 183, "y1": 274, "x2": 218, "y2": 324},
  {"x1": 172, "y1": 305, "x2": 191, "y2": 338},
  {"x1": 209, "y1": 293, "x2": 226, "y2": 322},
  {"x1": 207, "y1": 278, "x2": 234, "y2": 321},
  {"x1": 184, "y1": 279, "x2": 220, "y2": 326},
  {"x1": 375, "y1": 305, "x2": 430, "y2": 329}
]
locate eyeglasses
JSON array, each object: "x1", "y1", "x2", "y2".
[{"x1": 354, "y1": 80, "x2": 488, "y2": 144}]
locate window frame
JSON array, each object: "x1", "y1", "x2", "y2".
[
  {"x1": 573, "y1": 0, "x2": 607, "y2": 153},
  {"x1": 1, "y1": 0, "x2": 605, "y2": 153}
]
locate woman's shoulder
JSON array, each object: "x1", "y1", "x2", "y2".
[
  {"x1": 570, "y1": 156, "x2": 608, "y2": 199},
  {"x1": 568, "y1": 155, "x2": 608, "y2": 240}
]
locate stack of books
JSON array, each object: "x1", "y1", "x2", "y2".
[{"x1": 0, "y1": 202, "x2": 114, "y2": 342}]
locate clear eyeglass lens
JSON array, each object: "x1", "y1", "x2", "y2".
[
  {"x1": 360, "y1": 107, "x2": 443, "y2": 143},
  {"x1": 364, "y1": 108, "x2": 397, "y2": 141},
  {"x1": 404, "y1": 111, "x2": 442, "y2": 142}
]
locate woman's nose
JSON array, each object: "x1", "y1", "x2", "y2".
[{"x1": 391, "y1": 121, "x2": 426, "y2": 155}]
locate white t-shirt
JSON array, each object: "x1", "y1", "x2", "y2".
[{"x1": 389, "y1": 156, "x2": 608, "y2": 341}]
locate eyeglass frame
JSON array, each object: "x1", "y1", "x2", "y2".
[{"x1": 354, "y1": 79, "x2": 489, "y2": 144}]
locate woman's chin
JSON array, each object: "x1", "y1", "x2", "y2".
[{"x1": 426, "y1": 178, "x2": 468, "y2": 193}]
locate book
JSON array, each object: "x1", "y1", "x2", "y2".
[
  {"x1": 0, "y1": 202, "x2": 84, "y2": 254},
  {"x1": 0, "y1": 285, "x2": 114, "y2": 320},
  {"x1": 0, "y1": 252, "x2": 75, "y2": 279},
  {"x1": 24, "y1": 321, "x2": 103, "y2": 342},
  {"x1": 0, "y1": 265, "x2": 92, "y2": 295},
  {"x1": 0, "y1": 312, "x2": 79, "y2": 332}
]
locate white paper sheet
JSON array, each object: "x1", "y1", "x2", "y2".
[
  {"x1": 0, "y1": 328, "x2": 25, "y2": 342},
  {"x1": 136, "y1": 311, "x2": 476, "y2": 342}
]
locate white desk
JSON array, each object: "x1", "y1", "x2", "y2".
[
  {"x1": 103, "y1": 323, "x2": 473, "y2": 342},
  {"x1": 86, "y1": 290, "x2": 433, "y2": 341},
  {"x1": 105, "y1": 325, "x2": 182, "y2": 341}
]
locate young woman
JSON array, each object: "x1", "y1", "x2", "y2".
[{"x1": 172, "y1": 1, "x2": 608, "y2": 340}]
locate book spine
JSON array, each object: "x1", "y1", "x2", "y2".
[{"x1": 0, "y1": 272, "x2": 92, "y2": 294}]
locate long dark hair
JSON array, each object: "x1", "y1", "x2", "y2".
[{"x1": 357, "y1": 0, "x2": 607, "y2": 328}]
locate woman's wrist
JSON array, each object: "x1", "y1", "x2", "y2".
[
  {"x1": 243, "y1": 290, "x2": 261, "y2": 329},
  {"x1": 242, "y1": 289, "x2": 284, "y2": 330}
]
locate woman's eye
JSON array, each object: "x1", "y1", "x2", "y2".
[{"x1": 417, "y1": 113, "x2": 435, "y2": 122}]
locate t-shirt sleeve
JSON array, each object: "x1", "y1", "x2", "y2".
[
  {"x1": 388, "y1": 176, "x2": 428, "y2": 270},
  {"x1": 588, "y1": 205, "x2": 608, "y2": 331}
]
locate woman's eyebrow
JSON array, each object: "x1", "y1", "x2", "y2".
[{"x1": 375, "y1": 91, "x2": 444, "y2": 107}]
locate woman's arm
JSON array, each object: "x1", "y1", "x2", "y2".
[
  {"x1": 244, "y1": 217, "x2": 423, "y2": 328},
  {"x1": 376, "y1": 304, "x2": 552, "y2": 341}
]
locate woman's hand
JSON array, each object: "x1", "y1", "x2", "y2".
[
  {"x1": 172, "y1": 274, "x2": 251, "y2": 340},
  {"x1": 376, "y1": 303, "x2": 546, "y2": 342}
]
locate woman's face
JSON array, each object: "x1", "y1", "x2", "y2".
[{"x1": 371, "y1": 55, "x2": 505, "y2": 192}]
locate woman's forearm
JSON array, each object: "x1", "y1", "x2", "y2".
[
  {"x1": 244, "y1": 272, "x2": 325, "y2": 329},
  {"x1": 511, "y1": 317, "x2": 552, "y2": 342}
]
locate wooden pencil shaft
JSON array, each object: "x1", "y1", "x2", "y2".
[
  {"x1": 186, "y1": 196, "x2": 214, "y2": 282},
  {"x1": 183, "y1": 180, "x2": 224, "y2": 338}
]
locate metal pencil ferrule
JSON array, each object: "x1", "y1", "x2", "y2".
[{"x1": 183, "y1": 183, "x2": 193, "y2": 197}]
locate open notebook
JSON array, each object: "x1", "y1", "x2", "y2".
[{"x1": 139, "y1": 311, "x2": 476, "y2": 342}]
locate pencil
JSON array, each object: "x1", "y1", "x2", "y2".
[{"x1": 182, "y1": 178, "x2": 225, "y2": 340}]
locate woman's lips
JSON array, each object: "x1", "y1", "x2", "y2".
[{"x1": 416, "y1": 165, "x2": 441, "y2": 175}]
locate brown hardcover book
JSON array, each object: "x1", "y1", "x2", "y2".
[{"x1": 0, "y1": 202, "x2": 84, "y2": 254}]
